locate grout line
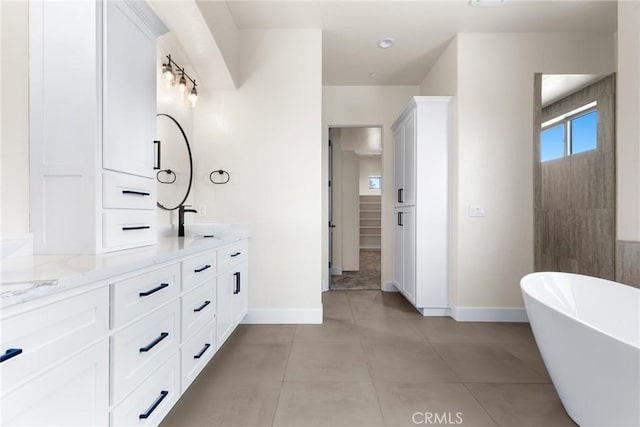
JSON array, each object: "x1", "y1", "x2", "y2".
[{"x1": 461, "y1": 382, "x2": 500, "y2": 427}]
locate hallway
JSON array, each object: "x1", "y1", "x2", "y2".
[{"x1": 330, "y1": 250, "x2": 381, "y2": 290}]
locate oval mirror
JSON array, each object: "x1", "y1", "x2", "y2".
[{"x1": 155, "y1": 113, "x2": 193, "y2": 210}]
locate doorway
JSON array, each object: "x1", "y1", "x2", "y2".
[{"x1": 328, "y1": 126, "x2": 382, "y2": 290}]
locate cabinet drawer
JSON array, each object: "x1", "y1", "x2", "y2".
[
  {"x1": 110, "y1": 264, "x2": 181, "y2": 329},
  {"x1": 1, "y1": 339, "x2": 109, "y2": 427},
  {"x1": 182, "y1": 279, "x2": 216, "y2": 341},
  {"x1": 182, "y1": 251, "x2": 216, "y2": 291},
  {"x1": 111, "y1": 299, "x2": 179, "y2": 405},
  {"x1": 0, "y1": 287, "x2": 108, "y2": 393},
  {"x1": 181, "y1": 320, "x2": 216, "y2": 393},
  {"x1": 103, "y1": 210, "x2": 156, "y2": 249},
  {"x1": 103, "y1": 171, "x2": 155, "y2": 210},
  {"x1": 217, "y1": 241, "x2": 248, "y2": 273},
  {"x1": 110, "y1": 352, "x2": 180, "y2": 427}
]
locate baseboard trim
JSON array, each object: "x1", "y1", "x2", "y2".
[
  {"x1": 450, "y1": 305, "x2": 529, "y2": 322},
  {"x1": 242, "y1": 308, "x2": 323, "y2": 324},
  {"x1": 382, "y1": 281, "x2": 398, "y2": 292},
  {"x1": 417, "y1": 307, "x2": 451, "y2": 316}
]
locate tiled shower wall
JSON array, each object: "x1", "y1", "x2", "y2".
[{"x1": 617, "y1": 241, "x2": 640, "y2": 288}]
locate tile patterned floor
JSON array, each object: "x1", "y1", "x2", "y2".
[
  {"x1": 161, "y1": 291, "x2": 577, "y2": 427},
  {"x1": 330, "y1": 250, "x2": 381, "y2": 290}
]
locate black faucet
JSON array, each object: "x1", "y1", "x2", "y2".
[{"x1": 178, "y1": 204, "x2": 198, "y2": 237}]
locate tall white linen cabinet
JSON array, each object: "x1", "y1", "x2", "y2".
[
  {"x1": 391, "y1": 96, "x2": 452, "y2": 315},
  {"x1": 29, "y1": 0, "x2": 166, "y2": 254}
]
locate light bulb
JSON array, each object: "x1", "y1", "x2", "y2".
[
  {"x1": 162, "y1": 63, "x2": 176, "y2": 82},
  {"x1": 178, "y1": 74, "x2": 187, "y2": 93},
  {"x1": 188, "y1": 85, "x2": 198, "y2": 108}
]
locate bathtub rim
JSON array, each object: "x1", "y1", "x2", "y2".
[{"x1": 520, "y1": 271, "x2": 640, "y2": 350}]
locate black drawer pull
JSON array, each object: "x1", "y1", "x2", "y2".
[
  {"x1": 139, "y1": 390, "x2": 168, "y2": 419},
  {"x1": 234, "y1": 272, "x2": 241, "y2": 294},
  {"x1": 398, "y1": 212, "x2": 403, "y2": 227},
  {"x1": 122, "y1": 190, "x2": 151, "y2": 196},
  {"x1": 139, "y1": 283, "x2": 169, "y2": 297},
  {"x1": 139, "y1": 332, "x2": 169, "y2": 352},
  {"x1": 194, "y1": 343, "x2": 211, "y2": 359},
  {"x1": 122, "y1": 225, "x2": 151, "y2": 231},
  {"x1": 194, "y1": 300, "x2": 211, "y2": 312},
  {"x1": 230, "y1": 252, "x2": 241, "y2": 258},
  {"x1": 0, "y1": 348, "x2": 23, "y2": 363},
  {"x1": 194, "y1": 264, "x2": 211, "y2": 273},
  {"x1": 398, "y1": 188, "x2": 404, "y2": 203}
]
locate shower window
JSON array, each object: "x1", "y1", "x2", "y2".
[{"x1": 541, "y1": 101, "x2": 598, "y2": 162}]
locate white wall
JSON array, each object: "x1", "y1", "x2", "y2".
[
  {"x1": 420, "y1": 36, "x2": 458, "y2": 97},
  {"x1": 193, "y1": 29, "x2": 323, "y2": 319},
  {"x1": 429, "y1": 33, "x2": 615, "y2": 311},
  {"x1": 322, "y1": 85, "x2": 419, "y2": 290},
  {"x1": 156, "y1": 34, "x2": 197, "y2": 228},
  {"x1": 341, "y1": 150, "x2": 360, "y2": 271},
  {"x1": 359, "y1": 156, "x2": 382, "y2": 196},
  {"x1": 0, "y1": 1, "x2": 29, "y2": 234},
  {"x1": 617, "y1": 1, "x2": 640, "y2": 242}
]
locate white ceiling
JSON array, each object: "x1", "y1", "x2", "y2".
[
  {"x1": 220, "y1": 0, "x2": 617, "y2": 85},
  {"x1": 338, "y1": 127, "x2": 383, "y2": 156}
]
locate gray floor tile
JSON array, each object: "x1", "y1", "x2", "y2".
[
  {"x1": 273, "y1": 382, "x2": 384, "y2": 427},
  {"x1": 160, "y1": 381, "x2": 281, "y2": 427},
  {"x1": 228, "y1": 324, "x2": 296, "y2": 344},
  {"x1": 294, "y1": 317, "x2": 359, "y2": 342},
  {"x1": 414, "y1": 317, "x2": 535, "y2": 343},
  {"x1": 374, "y1": 382, "x2": 497, "y2": 427},
  {"x1": 284, "y1": 341, "x2": 371, "y2": 381},
  {"x1": 356, "y1": 317, "x2": 424, "y2": 343},
  {"x1": 198, "y1": 342, "x2": 291, "y2": 383},
  {"x1": 363, "y1": 342, "x2": 459, "y2": 383},
  {"x1": 433, "y1": 343, "x2": 551, "y2": 383},
  {"x1": 348, "y1": 291, "x2": 417, "y2": 319},
  {"x1": 466, "y1": 383, "x2": 577, "y2": 426}
]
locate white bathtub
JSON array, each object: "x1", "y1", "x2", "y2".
[{"x1": 521, "y1": 272, "x2": 640, "y2": 427}]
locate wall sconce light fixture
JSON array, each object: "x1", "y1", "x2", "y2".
[{"x1": 162, "y1": 54, "x2": 198, "y2": 108}]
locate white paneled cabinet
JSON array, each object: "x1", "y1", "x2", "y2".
[
  {"x1": 1, "y1": 240, "x2": 250, "y2": 426},
  {"x1": 1, "y1": 340, "x2": 110, "y2": 426},
  {"x1": 103, "y1": 1, "x2": 158, "y2": 178},
  {"x1": 391, "y1": 97, "x2": 451, "y2": 315},
  {"x1": 29, "y1": 0, "x2": 166, "y2": 254}
]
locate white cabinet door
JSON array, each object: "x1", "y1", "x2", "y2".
[
  {"x1": 103, "y1": 1, "x2": 156, "y2": 178},
  {"x1": 232, "y1": 262, "x2": 249, "y2": 326},
  {"x1": 1, "y1": 339, "x2": 109, "y2": 426},
  {"x1": 402, "y1": 110, "x2": 416, "y2": 206},
  {"x1": 402, "y1": 209, "x2": 416, "y2": 304},
  {"x1": 393, "y1": 127, "x2": 405, "y2": 208},
  {"x1": 216, "y1": 269, "x2": 235, "y2": 349},
  {"x1": 392, "y1": 210, "x2": 404, "y2": 291}
]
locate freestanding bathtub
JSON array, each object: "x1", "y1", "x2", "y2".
[{"x1": 521, "y1": 272, "x2": 640, "y2": 427}]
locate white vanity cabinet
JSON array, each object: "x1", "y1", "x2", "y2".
[
  {"x1": 216, "y1": 241, "x2": 250, "y2": 348},
  {"x1": 0, "y1": 288, "x2": 110, "y2": 426},
  {"x1": 28, "y1": 0, "x2": 166, "y2": 254},
  {"x1": 391, "y1": 97, "x2": 451, "y2": 315},
  {"x1": 1, "y1": 238, "x2": 250, "y2": 426}
]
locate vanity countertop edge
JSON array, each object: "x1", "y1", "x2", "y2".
[{"x1": 0, "y1": 232, "x2": 251, "y2": 310}]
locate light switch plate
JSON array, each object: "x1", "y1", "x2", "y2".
[{"x1": 469, "y1": 206, "x2": 486, "y2": 217}]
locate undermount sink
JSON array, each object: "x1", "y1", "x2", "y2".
[{"x1": 184, "y1": 223, "x2": 231, "y2": 237}]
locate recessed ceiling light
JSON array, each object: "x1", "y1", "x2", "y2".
[
  {"x1": 377, "y1": 38, "x2": 394, "y2": 49},
  {"x1": 469, "y1": 0, "x2": 506, "y2": 7}
]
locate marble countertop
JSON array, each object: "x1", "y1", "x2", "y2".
[{"x1": 0, "y1": 231, "x2": 250, "y2": 310}]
